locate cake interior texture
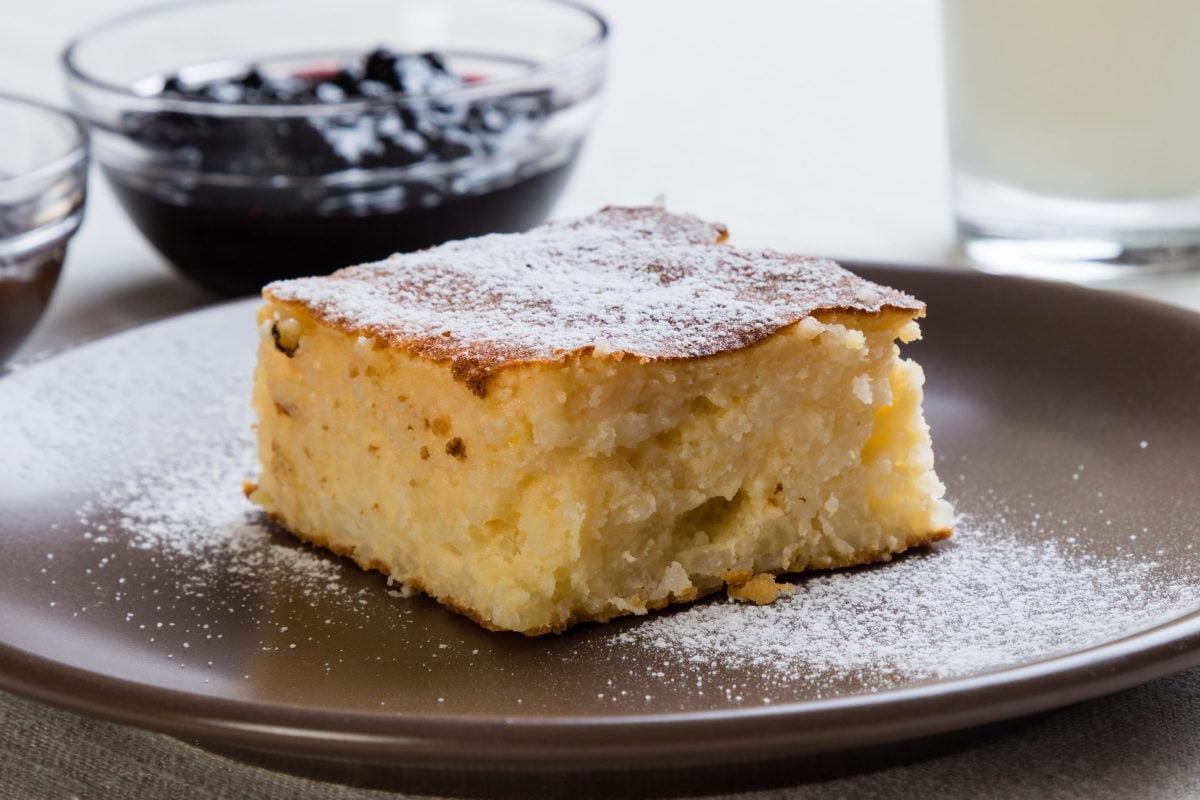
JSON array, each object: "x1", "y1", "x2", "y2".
[{"x1": 250, "y1": 207, "x2": 952, "y2": 635}]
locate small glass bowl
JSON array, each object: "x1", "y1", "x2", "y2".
[
  {"x1": 63, "y1": 0, "x2": 608, "y2": 297},
  {"x1": 0, "y1": 92, "x2": 89, "y2": 365}
]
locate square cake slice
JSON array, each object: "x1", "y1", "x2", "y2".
[{"x1": 249, "y1": 206, "x2": 952, "y2": 635}]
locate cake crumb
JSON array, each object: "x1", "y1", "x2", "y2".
[{"x1": 726, "y1": 572, "x2": 796, "y2": 605}]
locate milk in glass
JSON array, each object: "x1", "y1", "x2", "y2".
[{"x1": 943, "y1": 0, "x2": 1200, "y2": 278}]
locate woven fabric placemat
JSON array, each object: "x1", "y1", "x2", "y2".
[{"x1": 3, "y1": 667, "x2": 1200, "y2": 800}]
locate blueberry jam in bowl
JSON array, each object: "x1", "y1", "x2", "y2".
[
  {"x1": 63, "y1": 0, "x2": 608, "y2": 296},
  {"x1": 0, "y1": 92, "x2": 88, "y2": 365}
]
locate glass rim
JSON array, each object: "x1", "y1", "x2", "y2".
[
  {"x1": 61, "y1": 0, "x2": 610, "y2": 119},
  {"x1": 0, "y1": 91, "x2": 89, "y2": 196}
]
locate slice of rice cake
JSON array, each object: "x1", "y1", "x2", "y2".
[{"x1": 249, "y1": 206, "x2": 953, "y2": 634}]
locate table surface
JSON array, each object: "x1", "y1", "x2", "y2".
[{"x1": 4, "y1": 1, "x2": 1200, "y2": 797}]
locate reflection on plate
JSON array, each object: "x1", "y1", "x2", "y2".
[{"x1": 1, "y1": 266, "x2": 1199, "y2": 772}]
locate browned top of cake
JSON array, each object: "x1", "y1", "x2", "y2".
[{"x1": 265, "y1": 206, "x2": 923, "y2": 396}]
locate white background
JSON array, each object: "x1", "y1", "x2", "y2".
[{"x1": 5, "y1": 0, "x2": 1200, "y2": 360}]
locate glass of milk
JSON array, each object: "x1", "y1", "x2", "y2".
[{"x1": 943, "y1": 0, "x2": 1200, "y2": 280}]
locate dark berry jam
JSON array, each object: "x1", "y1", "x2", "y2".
[
  {"x1": 0, "y1": 248, "x2": 64, "y2": 364},
  {"x1": 110, "y1": 48, "x2": 583, "y2": 296},
  {"x1": 105, "y1": 161, "x2": 575, "y2": 297}
]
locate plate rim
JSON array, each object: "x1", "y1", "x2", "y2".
[
  {"x1": 3, "y1": 264, "x2": 1200, "y2": 769},
  {"x1": 3, "y1": 604, "x2": 1199, "y2": 768}
]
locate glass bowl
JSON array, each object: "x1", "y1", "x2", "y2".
[
  {"x1": 63, "y1": 0, "x2": 608, "y2": 297},
  {"x1": 0, "y1": 92, "x2": 89, "y2": 364}
]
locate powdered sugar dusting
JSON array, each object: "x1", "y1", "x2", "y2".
[
  {"x1": 74, "y1": 421, "x2": 346, "y2": 597},
  {"x1": 266, "y1": 207, "x2": 922, "y2": 394}
]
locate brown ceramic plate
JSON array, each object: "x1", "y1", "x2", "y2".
[{"x1": 1, "y1": 265, "x2": 1199, "y2": 777}]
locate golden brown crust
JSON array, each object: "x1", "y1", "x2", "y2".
[
  {"x1": 263, "y1": 206, "x2": 924, "y2": 398},
  {"x1": 263, "y1": 299, "x2": 923, "y2": 403},
  {"x1": 258, "y1": 499, "x2": 952, "y2": 636}
]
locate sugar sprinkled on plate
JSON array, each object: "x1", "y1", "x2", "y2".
[
  {"x1": 599, "y1": 512, "x2": 1197, "y2": 692},
  {"x1": 65, "y1": 406, "x2": 1199, "y2": 699},
  {"x1": 41, "y1": 344, "x2": 1200, "y2": 698},
  {"x1": 71, "y1": 394, "x2": 346, "y2": 596}
]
